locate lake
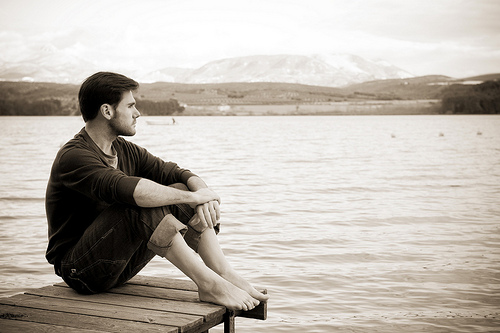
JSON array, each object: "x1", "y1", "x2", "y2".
[{"x1": 0, "y1": 115, "x2": 499, "y2": 332}]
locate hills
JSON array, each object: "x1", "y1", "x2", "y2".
[
  {"x1": 2, "y1": 73, "x2": 499, "y2": 116},
  {"x1": 135, "y1": 74, "x2": 500, "y2": 105},
  {"x1": 0, "y1": 49, "x2": 412, "y2": 87},
  {"x1": 140, "y1": 54, "x2": 413, "y2": 87}
]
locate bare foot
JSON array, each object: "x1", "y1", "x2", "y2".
[
  {"x1": 198, "y1": 276, "x2": 260, "y2": 311},
  {"x1": 220, "y1": 269, "x2": 270, "y2": 303}
]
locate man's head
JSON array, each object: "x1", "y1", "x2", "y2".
[{"x1": 78, "y1": 72, "x2": 139, "y2": 122}]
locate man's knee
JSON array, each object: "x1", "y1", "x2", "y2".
[{"x1": 147, "y1": 214, "x2": 188, "y2": 257}]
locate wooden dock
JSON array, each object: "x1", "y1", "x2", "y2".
[{"x1": 0, "y1": 275, "x2": 267, "y2": 333}]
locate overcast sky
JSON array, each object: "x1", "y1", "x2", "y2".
[{"x1": 1, "y1": 0, "x2": 499, "y2": 78}]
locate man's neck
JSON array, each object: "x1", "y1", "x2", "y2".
[{"x1": 85, "y1": 123, "x2": 116, "y2": 155}]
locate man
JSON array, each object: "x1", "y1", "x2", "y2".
[{"x1": 45, "y1": 72, "x2": 268, "y2": 311}]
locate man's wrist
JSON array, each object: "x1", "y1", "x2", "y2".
[{"x1": 181, "y1": 189, "x2": 198, "y2": 206}]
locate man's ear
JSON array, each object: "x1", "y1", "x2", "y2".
[{"x1": 100, "y1": 104, "x2": 113, "y2": 120}]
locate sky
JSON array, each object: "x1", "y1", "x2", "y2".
[{"x1": 1, "y1": 0, "x2": 499, "y2": 78}]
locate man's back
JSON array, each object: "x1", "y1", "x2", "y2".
[{"x1": 45, "y1": 128, "x2": 192, "y2": 267}]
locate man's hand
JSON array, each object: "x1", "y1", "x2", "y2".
[
  {"x1": 190, "y1": 188, "x2": 220, "y2": 207},
  {"x1": 186, "y1": 177, "x2": 221, "y2": 230},
  {"x1": 195, "y1": 200, "x2": 220, "y2": 229}
]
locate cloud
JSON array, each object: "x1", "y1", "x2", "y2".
[
  {"x1": 0, "y1": 0, "x2": 499, "y2": 77},
  {"x1": 0, "y1": 32, "x2": 31, "y2": 62}
]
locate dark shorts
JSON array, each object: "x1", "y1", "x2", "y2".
[{"x1": 59, "y1": 183, "x2": 219, "y2": 294}]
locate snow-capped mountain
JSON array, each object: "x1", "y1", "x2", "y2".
[
  {"x1": 0, "y1": 47, "x2": 413, "y2": 87},
  {"x1": 137, "y1": 54, "x2": 413, "y2": 87},
  {"x1": 312, "y1": 54, "x2": 413, "y2": 85},
  {"x1": 0, "y1": 43, "x2": 100, "y2": 83}
]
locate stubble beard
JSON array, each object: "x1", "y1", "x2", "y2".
[{"x1": 109, "y1": 117, "x2": 136, "y2": 137}]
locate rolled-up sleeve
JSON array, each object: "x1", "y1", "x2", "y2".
[
  {"x1": 175, "y1": 165, "x2": 197, "y2": 185},
  {"x1": 115, "y1": 176, "x2": 141, "y2": 205}
]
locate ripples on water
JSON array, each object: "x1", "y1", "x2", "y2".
[{"x1": 1, "y1": 115, "x2": 499, "y2": 332}]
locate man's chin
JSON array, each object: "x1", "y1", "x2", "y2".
[{"x1": 119, "y1": 129, "x2": 136, "y2": 137}]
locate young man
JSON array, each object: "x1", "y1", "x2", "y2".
[{"x1": 45, "y1": 72, "x2": 268, "y2": 311}]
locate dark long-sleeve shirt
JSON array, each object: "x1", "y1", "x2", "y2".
[{"x1": 45, "y1": 128, "x2": 196, "y2": 266}]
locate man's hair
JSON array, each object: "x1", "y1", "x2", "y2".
[{"x1": 78, "y1": 72, "x2": 139, "y2": 122}]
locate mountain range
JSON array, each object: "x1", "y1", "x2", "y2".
[
  {"x1": 0, "y1": 44, "x2": 413, "y2": 87},
  {"x1": 141, "y1": 54, "x2": 413, "y2": 87}
]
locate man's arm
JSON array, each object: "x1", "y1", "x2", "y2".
[{"x1": 133, "y1": 178, "x2": 219, "y2": 208}]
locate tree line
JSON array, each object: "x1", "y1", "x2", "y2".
[
  {"x1": 136, "y1": 99, "x2": 185, "y2": 115},
  {"x1": 0, "y1": 98, "x2": 68, "y2": 116},
  {"x1": 0, "y1": 97, "x2": 184, "y2": 116},
  {"x1": 0, "y1": 80, "x2": 498, "y2": 116},
  {"x1": 440, "y1": 80, "x2": 500, "y2": 114}
]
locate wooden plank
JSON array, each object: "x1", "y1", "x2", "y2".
[
  {"x1": 0, "y1": 304, "x2": 176, "y2": 333},
  {"x1": 28, "y1": 285, "x2": 225, "y2": 322},
  {"x1": 109, "y1": 283, "x2": 200, "y2": 302},
  {"x1": 54, "y1": 278, "x2": 201, "y2": 302},
  {"x1": 128, "y1": 276, "x2": 198, "y2": 291},
  {"x1": 53, "y1": 276, "x2": 197, "y2": 291},
  {"x1": 0, "y1": 318, "x2": 105, "y2": 333},
  {"x1": 0, "y1": 317, "x2": 107, "y2": 333},
  {"x1": 1, "y1": 294, "x2": 202, "y2": 331},
  {"x1": 128, "y1": 276, "x2": 267, "y2": 297},
  {"x1": 189, "y1": 315, "x2": 226, "y2": 333}
]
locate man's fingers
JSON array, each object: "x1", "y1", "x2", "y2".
[
  {"x1": 194, "y1": 199, "x2": 220, "y2": 230},
  {"x1": 196, "y1": 205, "x2": 208, "y2": 229},
  {"x1": 189, "y1": 214, "x2": 207, "y2": 232},
  {"x1": 209, "y1": 201, "x2": 218, "y2": 223},
  {"x1": 212, "y1": 201, "x2": 220, "y2": 221},
  {"x1": 202, "y1": 204, "x2": 214, "y2": 228}
]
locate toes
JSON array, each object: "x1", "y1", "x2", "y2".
[
  {"x1": 244, "y1": 302, "x2": 254, "y2": 311},
  {"x1": 243, "y1": 297, "x2": 259, "y2": 311}
]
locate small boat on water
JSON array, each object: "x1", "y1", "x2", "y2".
[{"x1": 146, "y1": 118, "x2": 177, "y2": 126}]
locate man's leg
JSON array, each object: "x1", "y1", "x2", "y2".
[
  {"x1": 196, "y1": 226, "x2": 269, "y2": 302},
  {"x1": 154, "y1": 184, "x2": 268, "y2": 309},
  {"x1": 163, "y1": 232, "x2": 260, "y2": 311},
  {"x1": 59, "y1": 204, "x2": 164, "y2": 294}
]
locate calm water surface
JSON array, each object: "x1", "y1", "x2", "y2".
[{"x1": 0, "y1": 115, "x2": 499, "y2": 332}]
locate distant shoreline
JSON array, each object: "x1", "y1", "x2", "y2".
[
  {"x1": 0, "y1": 99, "x2": 458, "y2": 117},
  {"x1": 180, "y1": 99, "x2": 442, "y2": 116},
  {"x1": 2, "y1": 79, "x2": 498, "y2": 116}
]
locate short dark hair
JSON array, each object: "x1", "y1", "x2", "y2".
[{"x1": 78, "y1": 72, "x2": 139, "y2": 122}]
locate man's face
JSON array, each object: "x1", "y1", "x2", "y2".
[{"x1": 109, "y1": 91, "x2": 140, "y2": 136}]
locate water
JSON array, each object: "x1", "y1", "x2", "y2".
[{"x1": 1, "y1": 115, "x2": 499, "y2": 332}]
